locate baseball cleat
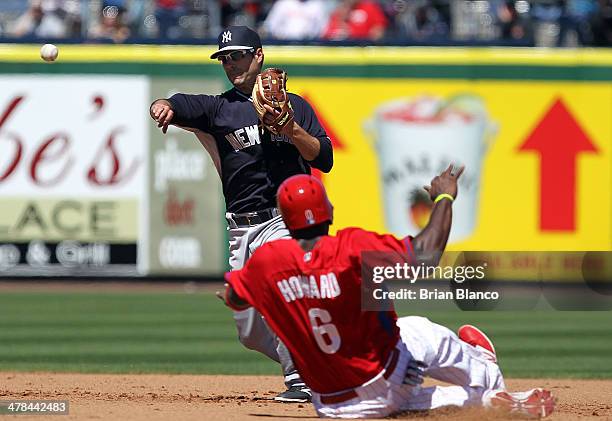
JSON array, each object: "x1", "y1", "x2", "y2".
[
  {"x1": 489, "y1": 388, "x2": 555, "y2": 418},
  {"x1": 458, "y1": 324, "x2": 497, "y2": 363},
  {"x1": 274, "y1": 385, "x2": 312, "y2": 403}
]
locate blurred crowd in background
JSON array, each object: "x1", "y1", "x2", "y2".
[{"x1": 0, "y1": 0, "x2": 610, "y2": 47}]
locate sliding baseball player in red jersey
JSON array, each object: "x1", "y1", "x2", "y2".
[{"x1": 222, "y1": 167, "x2": 555, "y2": 418}]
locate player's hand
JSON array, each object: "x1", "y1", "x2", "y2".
[
  {"x1": 262, "y1": 103, "x2": 291, "y2": 131},
  {"x1": 261, "y1": 104, "x2": 295, "y2": 138},
  {"x1": 216, "y1": 283, "x2": 251, "y2": 310},
  {"x1": 404, "y1": 359, "x2": 426, "y2": 386},
  {"x1": 423, "y1": 164, "x2": 465, "y2": 201},
  {"x1": 150, "y1": 100, "x2": 174, "y2": 134},
  {"x1": 215, "y1": 283, "x2": 229, "y2": 306},
  {"x1": 262, "y1": 104, "x2": 279, "y2": 126}
]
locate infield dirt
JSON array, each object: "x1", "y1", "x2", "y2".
[{"x1": 1, "y1": 373, "x2": 611, "y2": 420}]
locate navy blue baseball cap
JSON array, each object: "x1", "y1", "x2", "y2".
[{"x1": 210, "y1": 26, "x2": 262, "y2": 59}]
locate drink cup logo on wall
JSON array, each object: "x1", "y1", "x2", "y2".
[{"x1": 366, "y1": 94, "x2": 497, "y2": 242}]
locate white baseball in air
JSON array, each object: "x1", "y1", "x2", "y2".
[{"x1": 40, "y1": 44, "x2": 59, "y2": 62}]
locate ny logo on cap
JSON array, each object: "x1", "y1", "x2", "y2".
[{"x1": 222, "y1": 31, "x2": 232, "y2": 43}]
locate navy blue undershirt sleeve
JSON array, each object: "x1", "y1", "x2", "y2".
[
  {"x1": 167, "y1": 93, "x2": 218, "y2": 131},
  {"x1": 309, "y1": 136, "x2": 333, "y2": 173}
]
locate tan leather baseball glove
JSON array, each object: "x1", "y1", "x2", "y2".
[{"x1": 252, "y1": 68, "x2": 295, "y2": 137}]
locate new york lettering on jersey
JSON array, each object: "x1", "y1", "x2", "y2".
[
  {"x1": 224, "y1": 124, "x2": 260, "y2": 151},
  {"x1": 225, "y1": 124, "x2": 294, "y2": 152}
]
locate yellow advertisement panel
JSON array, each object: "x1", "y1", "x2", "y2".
[{"x1": 289, "y1": 79, "x2": 611, "y2": 251}]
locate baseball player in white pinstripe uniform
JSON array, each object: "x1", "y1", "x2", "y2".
[{"x1": 223, "y1": 169, "x2": 555, "y2": 418}]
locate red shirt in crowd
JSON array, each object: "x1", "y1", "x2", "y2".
[{"x1": 323, "y1": 0, "x2": 388, "y2": 40}]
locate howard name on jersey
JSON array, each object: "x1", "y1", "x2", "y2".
[{"x1": 277, "y1": 272, "x2": 341, "y2": 303}]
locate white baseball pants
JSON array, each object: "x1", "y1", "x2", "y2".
[
  {"x1": 227, "y1": 214, "x2": 298, "y2": 379},
  {"x1": 313, "y1": 316, "x2": 505, "y2": 419}
]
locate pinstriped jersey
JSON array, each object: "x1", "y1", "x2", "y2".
[
  {"x1": 226, "y1": 228, "x2": 416, "y2": 393},
  {"x1": 168, "y1": 88, "x2": 333, "y2": 213}
]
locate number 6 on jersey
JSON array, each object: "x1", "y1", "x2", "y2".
[{"x1": 308, "y1": 308, "x2": 341, "y2": 354}]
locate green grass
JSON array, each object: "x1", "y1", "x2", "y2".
[{"x1": 0, "y1": 291, "x2": 610, "y2": 378}]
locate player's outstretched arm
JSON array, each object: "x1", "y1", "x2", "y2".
[
  {"x1": 150, "y1": 94, "x2": 216, "y2": 134},
  {"x1": 412, "y1": 164, "x2": 464, "y2": 266}
]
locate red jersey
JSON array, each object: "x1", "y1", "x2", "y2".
[
  {"x1": 226, "y1": 228, "x2": 416, "y2": 393},
  {"x1": 324, "y1": 0, "x2": 388, "y2": 40}
]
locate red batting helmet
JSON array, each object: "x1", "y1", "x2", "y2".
[{"x1": 277, "y1": 175, "x2": 333, "y2": 231}]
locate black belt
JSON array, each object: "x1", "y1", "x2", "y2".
[{"x1": 226, "y1": 208, "x2": 280, "y2": 228}]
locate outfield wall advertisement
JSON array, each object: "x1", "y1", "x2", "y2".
[
  {"x1": 147, "y1": 79, "x2": 226, "y2": 276},
  {"x1": 292, "y1": 80, "x2": 611, "y2": 252},
  {"x1": 0, "y1": 76, "x2": 148, "y2": 276},
  {"x1": 0, "y1": 45, "x2": 610, "y2": 277},
  {"x1": 0, "y1": 75, "x2": 228, "y2": 277}
]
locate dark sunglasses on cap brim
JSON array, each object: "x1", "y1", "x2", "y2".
[{"x1": 217, "y1": 48, "x2": 255, "y2": 64}]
